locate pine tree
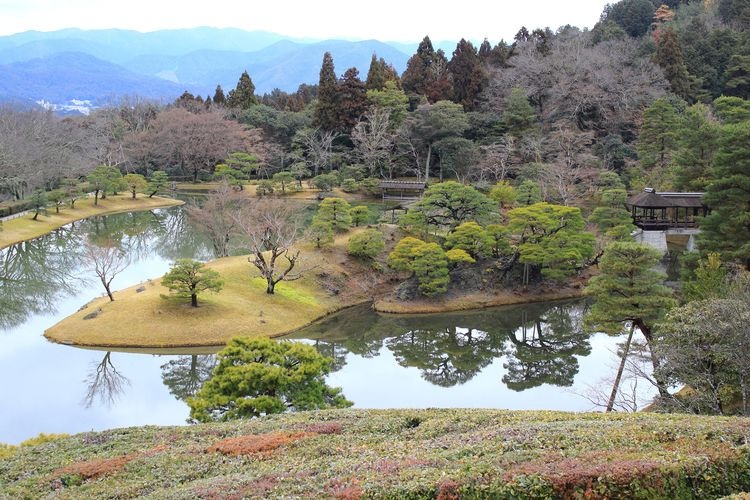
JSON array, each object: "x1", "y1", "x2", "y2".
[
  {"x1": 448, "y1": 39, "x2": 487, "y2": 111},
  {"x1": 584, "y1": 241, "x2": 676, "y2": 397},
  {"x1": 699, "y1": 120, "x2": 750, "y2": 270},
  {"x1": 226, "y1": 71, "x2": 257, "y2": 109},
  {"x1": 313, "y1": 52, "x2": 339, "y2": 131},
  {"x1": 161, "y1": 259, "x2": 223, "y2": 308}
]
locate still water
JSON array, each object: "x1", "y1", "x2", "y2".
[{"x1": 0, "y1": 207, "x2": 629, "y2": 444}]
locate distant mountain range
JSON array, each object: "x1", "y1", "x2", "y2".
[{"x1": 0, "y1": 28, "x2": 459, "y2": 113}]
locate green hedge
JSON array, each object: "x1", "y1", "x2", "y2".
[{"x1": 1, "y1": 409, "x2": 749, "y2": 498}]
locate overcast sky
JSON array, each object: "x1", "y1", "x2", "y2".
[{"x1": 0, "y1": 0, "x2": 610, "y2": 42}]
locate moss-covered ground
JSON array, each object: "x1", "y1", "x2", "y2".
[
  {"x1": 0, "y1": 195, "x2": 183, "y2": 250},
  {"x1": 1, "y1": 409, "x2": 749, "y2": 498}
]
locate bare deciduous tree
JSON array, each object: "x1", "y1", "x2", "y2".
[
  {"x1": 294, "y1": 128, "x2": 338, "y2": 176},
  {"x1": 232, "y1": 199, "x2": 303, "y2": 294},
  {"x1": 83, "y1": 238, "x2": 130, "y2": 301},
  {"x1": 186, "y1": 181, "x2": 245, "y2": 258},
  {"x1": 352, "y1": 108, "x2": 395, "y2": 178},
  {"x1": 127, "y1": 108, "x2": 248, "y2": 182}
]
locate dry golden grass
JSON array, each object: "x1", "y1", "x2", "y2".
[
  {"x1": 44, "y1": 242, "x2": 373, "y2": 347},
  {"x1": 0, "y1": 195, "x2": 183, "y2": 250}
]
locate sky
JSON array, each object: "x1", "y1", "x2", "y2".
[{"x1": 0, "y1": 0, "x2": 610, "y2": 42}]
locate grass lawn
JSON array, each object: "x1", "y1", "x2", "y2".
[
  {"x1": 44, "y1": 229, "x2": 381, "y2": 348},
  {"x1": 0, "y1": 195, "x2": 183, "y2": 250},
  {"x1": 2, "y1": 409, "x2": 750, "y2": 498}
]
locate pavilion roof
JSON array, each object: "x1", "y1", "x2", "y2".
[{"x1": 626, "y1": 189, "x2": 705, "y2": 208}]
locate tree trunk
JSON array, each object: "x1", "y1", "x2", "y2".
[
  {"x1": 103, "y1": 281, "x2": 114, "y2": 301},
  {"x1": 191, "y1": 293, "x2": 198, "y2": 307},
  {"x1": 424, "y1": 143, "x2": 432, "y2": 184},
  {"x1": 132, "y1": 189, "x2": 137, "y2": 199},
  {"x1": 635, "y1": 319, "x2": 670, "y2": 399},
  {"x1": 94, "y1": 190, "x2": 100, "y2": 205},
  {"x1": 266, "y1": 279, "x2": 275, "y2": 294},
  {"x1": 32, "y1": 210, "x2": 39, "y2": 221},
  {"x1": 607, "y1": 324, "x2": 635, "y2": 412}
]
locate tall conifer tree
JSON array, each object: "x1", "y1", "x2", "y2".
[
  {"x1": 448, "y1": 39, "x2": 487, "y2": 111},
  {"x1": 314, "y1": 52, "x2": 339, "y2": 132}
]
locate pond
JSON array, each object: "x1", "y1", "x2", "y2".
[{"x1": 0, "y1": 206, "x2": 634, "y2": 445}]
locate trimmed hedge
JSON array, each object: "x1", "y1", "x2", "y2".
[{"x1": 1, "y1": 409, "x2": 749, "y2": 498}]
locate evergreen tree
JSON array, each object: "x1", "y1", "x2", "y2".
[
  {"x1": 584, "y1": 241, "x2": 676, "y2": 397},
  {"x1": 402, "y1": 36, "x2": 436, "y2": 98},
  {"x1": 308, "y1": 219, "x2": 334, "y2": 249},
  {"x1": 636, "y1": 98, "x2": 679, "y2": 172},
  {"x1": 336, "y1": 67, "x2": 368, "y2": 134},
  {"x1": 366, "y1": 54, "x2": 386, "y2": 90},
  {"x1": 507, "y1": 203, "x2": 595, "y2": 281},
  {"x1": 188, "y1": 337, "x2": 351, "y2": 422},
  {"x1": 29, "y1": 190, "x2": 48, "y2": 221},
  {"x1": 213, "y1": 84, "x2": 225, "y2": 105},
  {"x1": 515, "y1": 180, "x2": 542, "y2": 206},
  {"x1": 478, "y1": 38, "x2": 492, "y2": 64},
  {"x1": 502, "y1": 88, "x2": 536, "y2": 136},
  {"x1": 347, "y1": 229, "x2": 385, "y2": 259},
  {"x1": 724, "y1": 54, "x2": 750, "y2": 99},
  {"x1": 448, "y1": 39, "x2": 487, "y2": 111},
  {"x1": 699, "y1": 120, "x2": 750, "y2": 270},
  {"x1": 444, "y1": 221, "x2": 495, "y2": 259},
  {"x1": 673, "y1": 103, "x2": 719, "y2": 191},
  {"x1": 608, "y1": 0, "x2": 656, "y2": 37},
  {"x1": 147, "y1": 171, "x2": 170, "y2": 198},
  {"x1": 401, "y1": 36, "x2": 452, "y2": 105},
  {"x1": 411, "y1": 242, "x2": 450, "y2": 296},
  {"x1": 588, "y1": 188, "x2": 636, "y2": 241},
  {"x1": 314, "y1": 197, "x2": 352, "y2": 232},
  {"x1": 314, "y1": 52, "x2": 339, "y2": 131},
  {"x1": 655, "y1": 27, "x2": 691, "y2": 100},
  {"x1": 226, "y1": 71, "x2": 257, "y2": 109},
  {"x1": 161, "y1": 259, "x2": 223, "y2": 308}
]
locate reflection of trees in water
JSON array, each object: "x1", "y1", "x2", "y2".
[
  {"x1": 160, "y1": 354, "x2": 216, "y2": 401},
  {"x1": 0, "y1": 206, "x2": 212, "y2": 331},
  {"x1": 502, "y1": 303, "x2": 591, "y2": 391},
  {"x1": 0, "y1": 224, "x2": 84, "y2": 329},
  {"x1": 82, "y1": 351, "x2": 130, "y2": 407},
  {"x1": 292, "y1": 301, "x2": 592, "y2": 391},
  {"x1": 388, "y1": 327, "x2": 502, "y2": 387}
]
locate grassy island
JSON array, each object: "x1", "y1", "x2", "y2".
[
  {"x1": 0, "y1": 194, "x2": 184, "y2": 250},
  {"x1": 2, "y1": 409, "x2": 750, "y2": 498},
  {"x1": 44, "y1": 232, "x2": 380, "y2": 348}
]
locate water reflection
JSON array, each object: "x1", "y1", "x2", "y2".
[
  {"x1": 288, "y1": 300, "x2": 591, "y2": 391},
  {"x1": 161, "y1": 355, "x2": 217, "y2": 401},
  {"x1": 0, "y1": 207, "x2": 212, "y2": 330},
  {"x1": 82, "y1": 351, "x2": 130, "y2": 407}
]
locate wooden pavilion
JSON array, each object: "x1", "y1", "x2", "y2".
[
  {"x1": 626, "y1": 188, "x2": 708, "y2": 230},
  {"x1": 379, "y1": 180, "x2": 426, "y2": 202}
]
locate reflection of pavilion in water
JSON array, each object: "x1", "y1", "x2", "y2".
[{"x1": 291, "y1": 301, "x2": 591, "y2": 391}]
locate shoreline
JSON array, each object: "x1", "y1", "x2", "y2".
[
  {"x1": 0, "y1": 195, "x2": 184, "y2": 250},
  {"x1": 46, "y1": 280, "x2": 590, "y2": 349}
]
